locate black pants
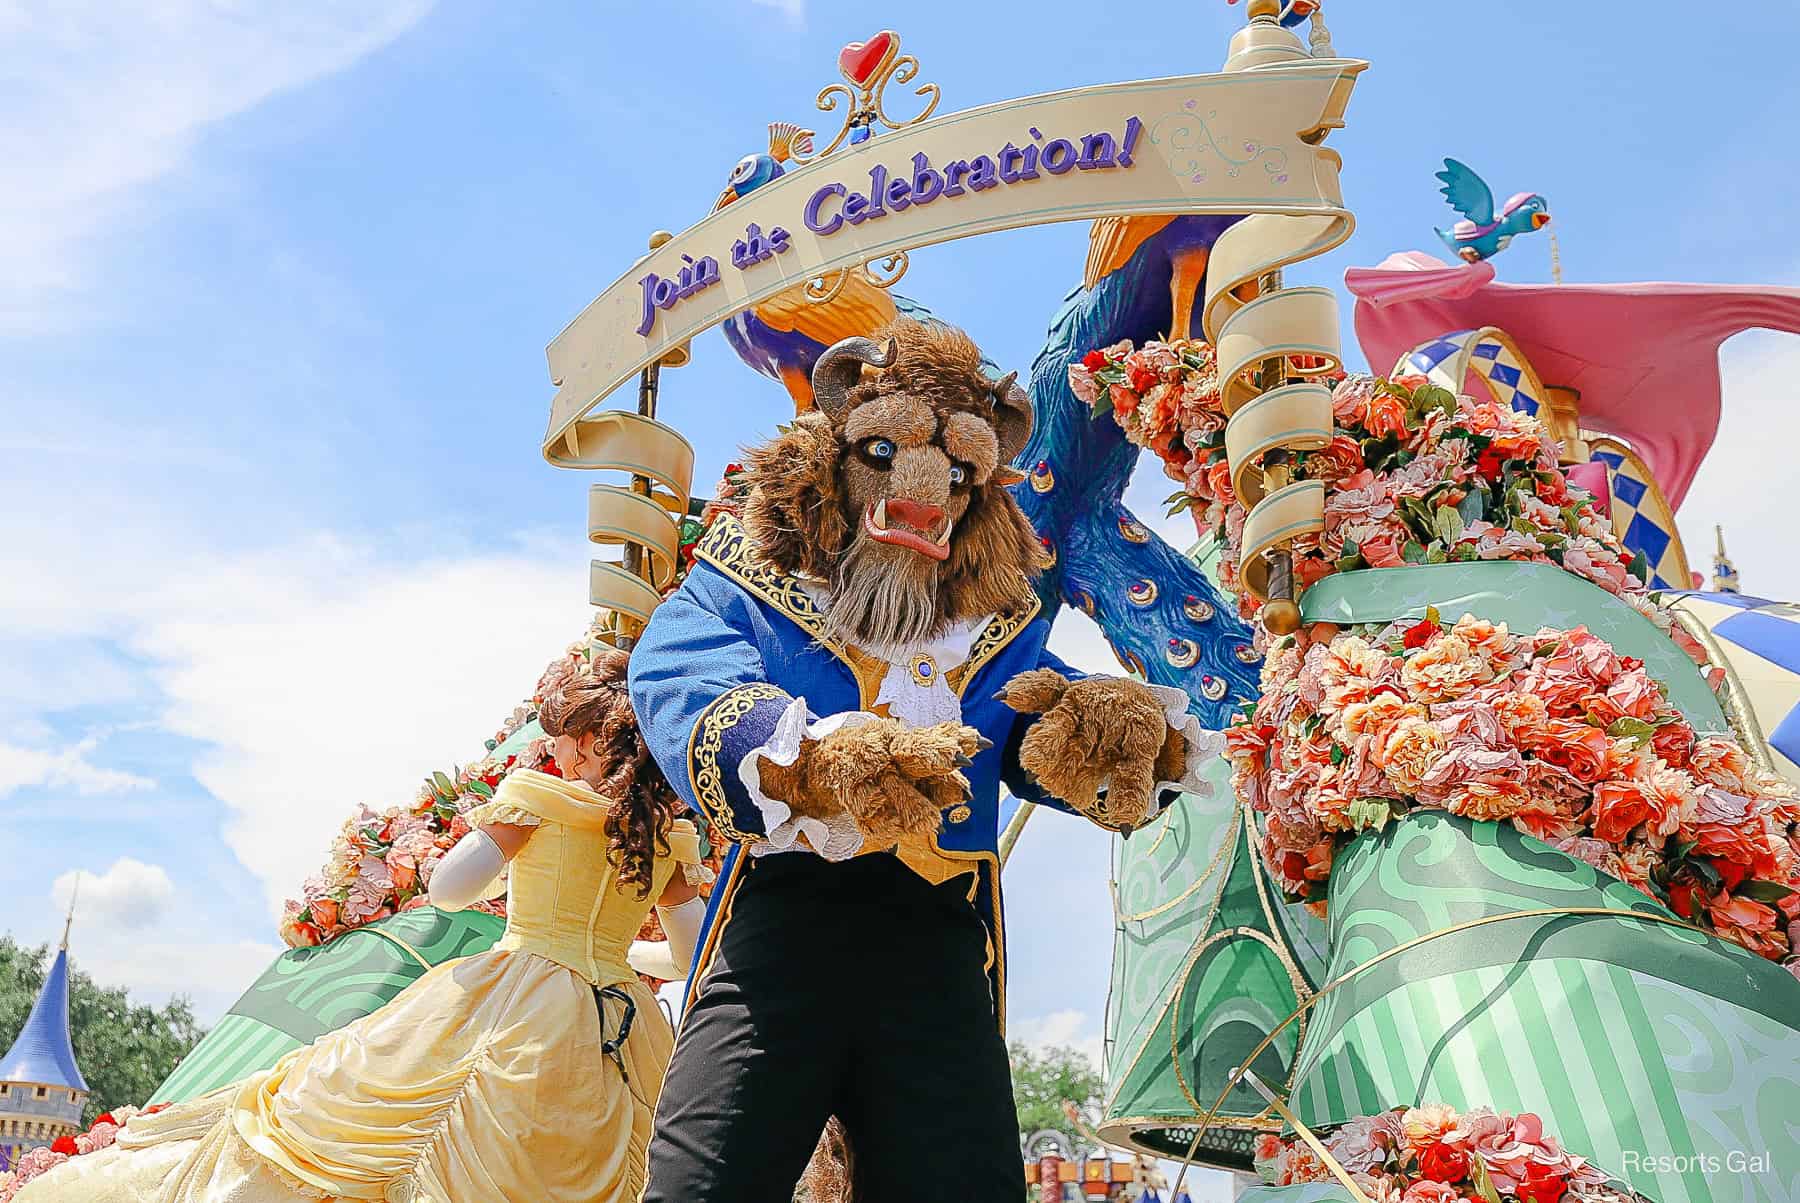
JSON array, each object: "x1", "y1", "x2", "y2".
[{"x1": 642, "y1": 853, "x2": 1024, "y2": 1202}]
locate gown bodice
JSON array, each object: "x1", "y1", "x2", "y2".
[{"x1": 474, "y1": 770, "x2": 701, "y2": 988}]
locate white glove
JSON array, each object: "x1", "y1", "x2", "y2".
[
  {"x1": 427, "y1": 829, "x2": 506, "y2": 912},
  {"x1": 627, "y1": 940, "x2": 682, "y2": 981},
  {"x1": 656, "y1": 896, "x2": 707, "y2": 976}
]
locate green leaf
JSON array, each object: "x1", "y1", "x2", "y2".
[
  {"x1": 1329, "y1": 744, "x2": 1346, "y2": 765},
  {"x1": 1737, "y1": 878, "x2": 1798, "y2": 904},
  {"x1": 1414, "y1": 383, "x2": 1458, "y2": 418},
  {"x1": 1629, "y1": 550, "x2": 1651, "y2": 584},
  {"x1": 432, "y1": 770, "x2": 455, "y2": 795},
  {"x1": 1347, "y1": 797, "x2": 1396, "y2": 832},
  {"x1": 1426, "y1": 545, "x2": 1450, "y2": 564},
  {"x1": 1605, "y1": 716, "x2": 1658, "y2": 745},
  {"x1": 1425, "y1": 604, "x2": 1441, "y2": 626},
  {"x1": 1692, "y1": 859, "x2": 1724, "y2": 889},
  {"x1": 1402, "y1": 540, "x2": 1428, "y2": 565},
  {"x1": 466, "y1": 779, "x2": 495, "y2": 799},
  {"x1": 1335, "y1": 554, "x2": 1365, "y2": 574},
  {"x1": 1468, "y1": 1154, "x2": 1505, "y2": 1203},
  {"x1": 1457, "y1": 487, "x2": 1488, "y2": 525},
  {"x1": 1434, "y1": 505, "x2": 1466, "y2": 545},
  {"x1": 1089, "y1": 395, "x2": 1115, "y2": 420}
]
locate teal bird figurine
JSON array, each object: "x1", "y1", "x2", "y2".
[{"x1": 1433, "y1": 158, "x2": 1550, "y2": 263}]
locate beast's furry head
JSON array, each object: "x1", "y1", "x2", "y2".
[{"x1": 740, "y1": 318, "x2": 1045, "y2": 649}]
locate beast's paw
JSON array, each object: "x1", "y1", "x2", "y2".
[
  {"x1": 758, "y1": 718, "x2": 980, "y2": 849},
  {"x1": 1009, "y1": 675, "x2": 1171, "y2": 831}
]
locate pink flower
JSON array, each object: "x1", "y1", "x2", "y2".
[
  {"x1": 1326, "y1": 470, "x2": 1397, "y2": 527},
  {"x1": 1400, "y1": 1179, "x2": 1459, "y2": 1203},
  {"x1": 1327, "y1": 1110, "x2": 1403, "y2": 1173}
]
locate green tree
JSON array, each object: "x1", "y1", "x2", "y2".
[
  {"x1": 1009, "y1": 1041, "x2": 1104, "y2": 1144},
  {"x1": 0, "y1": 937, "x2": 206, "y2": 1125}
]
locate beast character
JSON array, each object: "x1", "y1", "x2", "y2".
[{"x1": 632, "y1": 319, "x2": 1216, "y2": 1202}]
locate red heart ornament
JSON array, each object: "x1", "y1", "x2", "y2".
[{"x1": 838, "y1": 31, "x2": 896, "y2": 89}]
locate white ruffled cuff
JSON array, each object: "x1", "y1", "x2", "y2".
[
  {"x1": 738, "y1": 695, "x2": 876, "y2": 861},
  {"x1": 1144, "y1": 684, "x2": 1227, "y2": 804}
]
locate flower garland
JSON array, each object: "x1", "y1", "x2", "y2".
[
  {"x1": 1228, "y1": 613, "x2": 1800, "y2": 969},
  {"x1": 0, "y1": 1105, "x2": 167, "y2": 1201},
  {"x1": 280, "y1": 468, "x2": 742, "y2": 960},
  {"x1": 1253, "y1": 1104, "x2": 1635, "y2": 1203},
  {"x1": 1073, "y1": 347, "x2": 1714, "y2": 672}
]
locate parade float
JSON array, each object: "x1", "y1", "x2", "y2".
[{"x1": 22, "y1": 4, "x2": 1796, "y2": 1201}]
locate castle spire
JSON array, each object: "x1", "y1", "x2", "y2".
[
  {"x1": 59, "y1": 873, "x2": 79, "y2": 951},
  {"x1": 1713, "y1": 525, "x2": 1740, "y2": 594},
  {"x1": 0, "y1": 889, "x2": 91, "y2": 1161}
]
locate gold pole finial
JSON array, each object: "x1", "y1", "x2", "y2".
[
  {"x1": 60, "y1": 873, "x2": 80, "y2": 950},
  {"x1": 1247, "y1": 0, "x2": 1281, "y2": 19},
  {"x1": 647, "y1": 230, "x2": 675, "y2": 251}
]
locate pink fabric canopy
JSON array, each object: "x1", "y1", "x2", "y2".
[{"x1": 1345, "y1": 251, "x2": 1800, "y2": 510}]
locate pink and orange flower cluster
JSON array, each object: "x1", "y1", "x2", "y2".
[
  {"x1": 1229, "y1": 614, "x2": 1800, "y2": 968},
  {"x1": 1252, "y1": 1104, "x2": 1632, "y2": 1203},
  {"x1": 1075, "y1": 348, "x2": 1686, "y2": 644}
]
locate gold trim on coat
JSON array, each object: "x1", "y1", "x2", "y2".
[{"x1": 688, "y1": 683, "x2": 788, "y2": 844}]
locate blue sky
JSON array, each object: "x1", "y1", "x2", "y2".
[{"x1": 4, "y1": 4, "x2": 1799, "y2": 1185}]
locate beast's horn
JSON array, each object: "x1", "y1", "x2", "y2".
[
  {"x1": 810, "y1": 336, "x2": 896, "y2": 423},
  {"x1": 990, "y1": 370, "x2": 1034, "y2": 466}
]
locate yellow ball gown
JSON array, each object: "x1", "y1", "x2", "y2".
[{"x1": 24, "y1": 771, "x2": 701, "y2": 1203}]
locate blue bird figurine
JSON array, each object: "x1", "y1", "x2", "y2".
[
  {"x1": 1433, "y1": 158, "x2": 1550, "y2": 263},
  {"x1": 712, "y1": 121, "x2": 813, "y2": 210}
]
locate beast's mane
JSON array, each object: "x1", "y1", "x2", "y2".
[{"x1": 739, "y1": 320, "x2": 1045, "y2": 630}]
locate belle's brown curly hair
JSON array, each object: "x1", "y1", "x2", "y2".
[{"x1": 537, "y1": 648, "x2": 679, "y2": 898}]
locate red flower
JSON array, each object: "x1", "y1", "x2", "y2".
[
  {"x1": 1516, "y1": 1163, "x2": 1569, "y2": 1203},
  {"x1": 1651, "y1": 718, "x2": 1695, "y2": 767},
  {"x1": 1081, "y1": 350, "x2": 1108, "y2": 371},
  {"x1": 1402, "y1": 618, "x2": 1440, "y2": 649},
  {"x1": 93, "y1": 1112, "x2": 117, "y2": 1127},
  {"x1": 1419, "y1": 1141, "x2": 1471, "y2": 1182},
  {"x1": 1129, "y1": 365, "x2": 1159, "y2": 394},
  {"x1": 52, "y1": 1134, "x2": 78, "y2": 1155},
  {"x1": 1534, "y1": 472, "x2": 1571, "y2": 506},
  {"x1": 1668, "y1": 880, "x2": 1705, "y2": 919},
  {"x1": 1476, "y1": 447, "x2": 1507, "y2": 479},
  {"x1": 1712, "y1": 857, "x2": 1750, "y2": 892}
]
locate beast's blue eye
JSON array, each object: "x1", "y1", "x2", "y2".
[
  {"x1": 865, "y1": 438, "x2": 895, "y2": 460},
  {"x1": 949, "y1": 463, "x2": 969, "y2": 486}
]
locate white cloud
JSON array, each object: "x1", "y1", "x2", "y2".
[
  {"x1": 1011, "y1": 1007, "x2": 1105, "y2": 1069},
  {"x1": 1679, "y1": 330, "x2": 1800, "y2": 603},
  {"x1": 52, "y1": 857, "x2": 176, "y2": 930},
  {"x1": 0, "y1": 733, "x2": 153, "y2": 797},
  {"x1": 115, "y1": 532, "x2": 594, "y2": 919},
  {"x1": 0, "y1": 0, "x2": 436, "y2": 330}
]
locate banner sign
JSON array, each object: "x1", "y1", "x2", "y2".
[{"x1": 542, "y1": 60, "x2": 1365, "y2": 453}]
